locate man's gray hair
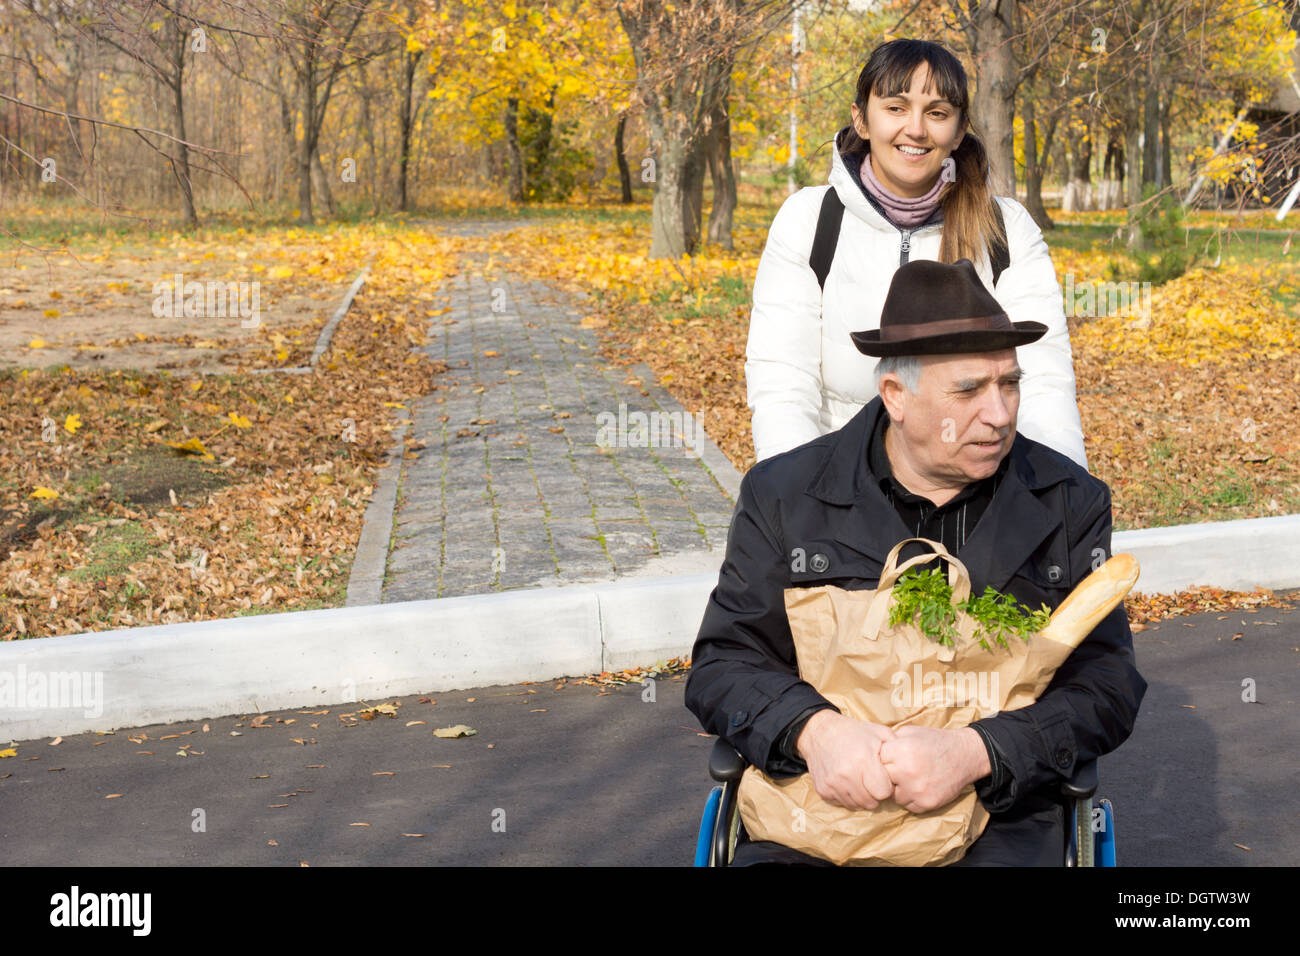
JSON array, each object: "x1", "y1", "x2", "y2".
[{"x1": 873, "y1": 354, "x2": 923, "y2": 393}]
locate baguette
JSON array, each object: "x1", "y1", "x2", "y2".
[{"x1": 1040, "y1": 554, "x2": 1140, "y2": 648}]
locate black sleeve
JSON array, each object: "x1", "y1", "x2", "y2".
[
  {"x1": 776, "y1": 703, "x2": 842, "y2": 769},
  {"x1": 968, "y1": 484, "x2": 1148, "y2": 813},
  {"x1": 683, "y1": 469, "x2": 841, "y2": 778}
]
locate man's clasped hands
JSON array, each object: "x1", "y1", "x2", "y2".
[{"x1": 796, "y1": 710, "x2": 993, "y2": 814}]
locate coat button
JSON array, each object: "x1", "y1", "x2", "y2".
[
  {"x1": 1046, "y1": 565, "x2": 1063, "y2": 583},
  {"x1": 810, "y1": 553, "x2": 830, "y2": 573},
  {"x1": 730, "y1": 711, "x2": 749, "y2": 727},
  {"x1": 1055, "y1": 746, "x2": 1072, "y2": 768}
]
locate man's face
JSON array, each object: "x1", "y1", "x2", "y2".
[{"x1": 885, "y1": 351, "x2": 1021, "y2": 485}]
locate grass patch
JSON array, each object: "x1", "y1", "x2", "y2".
[
  {"x1": 1146, "y1": 438, "x2": 1177, "y2": 464},
  {"x1": 1205, "y1": 469, "x2": 1255, "y2": 509},
  {"x1": 66, "y1": 521, "x2": 155, "y2": 583}
]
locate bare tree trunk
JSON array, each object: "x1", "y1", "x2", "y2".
[
  {"x1": 616, "y1": 113, "x2": 633, "y2": 203},
  {"x1": 1160, "y1": 94, "x2": 1172, "y2": 188},
  {"x1": 358, "y1": 82, "x2": 378, "y2": 210},
  {"x1": 1125, "y1": 120, "x2": 1145, "y2": 248},
  {"x1": 1063, "y1": 128, "x2": 1092, "y2": 212},
  {"x1": 311, "y1": 147, "x2": 336, "y2": 217},
  {"x1": 296, "y1": 136, "x2": 314, "y2": 223},
  {"x1": 705, "y1": 91, "x2": 736, "y2": 248},
  {"x1": 296, "y1": 53, "x2": 317, "y2": 224},
  {"x1": 169, "y1": 78, "x2": 197, "y2": 226},
  {"x1": 967, "y1": 0, "x2": 1019, "y2": 197},
  {"x1": 1142, "y1": 85, "x2": 1160, "y2": 187},
  {"x1": 166, "y1": 18, "x2": 197, "y2": 227},
  {"x1": 683, "y1": 131, "x2": 706, "y2": 252},
  {"x1": 1099, "y1": 135, "x2": 1123, "y2": 211},
  {"x1": 647, "y1": 114, "x2": 691, "y2": 258},
  {"x1": 504, "y1": 97, "x2": 524, "y2": 203},
  {"x1": 276, "y1": 66, "x2": 295, "y2": 204},
  {"x1": 398, "y1": 46, "x2": 418, "y2": 211},
  {"x1": 1022, "y1": 90, "x2": 1052, "y2": 229}
]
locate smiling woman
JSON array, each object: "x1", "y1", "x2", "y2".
[{"x1": 744, "y1": 38, "x2": 1088, "y2": 473}]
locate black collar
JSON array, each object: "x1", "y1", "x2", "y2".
[{"x1": 804, "y1": 397, "x2": 1078, "y2": 592}]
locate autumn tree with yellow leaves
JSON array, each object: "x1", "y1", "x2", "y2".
[{"x1": 419, "y1": 0, "x2": 631, "y2": 203}]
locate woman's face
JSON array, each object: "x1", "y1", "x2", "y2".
[{"x1": 851, "y1": 61, "x2": 966, "y2": 199}]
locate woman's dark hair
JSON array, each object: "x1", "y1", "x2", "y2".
[{"x1": 839, "y1": 38, "x2": 1004, "y2": 267}]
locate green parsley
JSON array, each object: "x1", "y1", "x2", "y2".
[{"x1": 887, "y1": 565, "x2": 1052, "y2": 650}]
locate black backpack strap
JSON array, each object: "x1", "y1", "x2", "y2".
[
  {"x1": 990, "y1": 200, "x2": 1010, "y2": 288},
  {"x1": 809, "y1": 188, "x2": 845, "y2": 292},
  {"x1": 810, "y1": 188, "x2": 1010, "y2": 289}
]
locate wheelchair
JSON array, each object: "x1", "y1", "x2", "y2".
[{"x1": 693, "y1": 738, "x2": 1117, "y2": 867}]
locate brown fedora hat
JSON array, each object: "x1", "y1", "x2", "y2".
[{"x1": 851, "y1": 258, "x2": 1047, "y2": 357}]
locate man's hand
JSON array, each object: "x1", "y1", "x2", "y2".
[
  {"x1": 795, "y1": 710, "x2": 897, "y2": 810},
  {"x1": 878, "y1": 725, "x2": 991, "y2": 814}
]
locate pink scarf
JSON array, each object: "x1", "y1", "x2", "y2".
[{"x1": 858, "y1": 145, "x2": 946, "y2": 227}]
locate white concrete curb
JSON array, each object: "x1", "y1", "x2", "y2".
[
  {"x1": 3, "y1": 513, "x2": 1297, "y2": 741},
  {"x1": 1112, "y1": 513, "x2": 1300, "y2": 595},
  {"x1": 345, "y1": 417, "x2": 409, "y2": 607},
  {"x1": 250, "y1": 259, "x2": 371, "y2": 376},
  {"x1": 0, "y1": 575, "x2": 715, "y2": 742}
]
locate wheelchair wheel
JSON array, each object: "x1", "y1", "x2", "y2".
[
  {"x1": 725, "y1": 800, "x2": 742, "y2": 865},
  {"x1": 1074, "y1": 796, "x2": 1095, "y2": 868},
  {"x1": 695, "y1": 786, "x2": 722, "y2": 867},
  {"x1": 1096, "y1": 797, "x2": 1116, "y2": 867}
]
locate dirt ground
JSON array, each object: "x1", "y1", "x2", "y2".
[{"x1": 0, "y1": 244, "x2": 354, "y2": 373}]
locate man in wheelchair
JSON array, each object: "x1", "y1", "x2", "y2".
[{"x1": 685, "y1": 259, "x2": 1147, "y2": 866}]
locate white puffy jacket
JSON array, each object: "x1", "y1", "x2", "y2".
[{"x1": 745, "y1": 128, "x2": 1088, "y2": 469}]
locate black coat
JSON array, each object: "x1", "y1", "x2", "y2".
[{"x1": 685, "y1": 396, "x2": 1147, "y2": 814}]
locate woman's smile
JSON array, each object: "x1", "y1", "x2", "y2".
[{"x1": 895, "y1": 143, "x2": 934, "y2": 163}]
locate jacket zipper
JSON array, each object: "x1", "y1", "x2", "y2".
[{"x1": 858, "y1": 181, "x2": 925, "y2": 268}]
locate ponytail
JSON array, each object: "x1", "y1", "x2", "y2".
[{"x1": 938, "y1": 127, "x2": 1005, "y2": 266}]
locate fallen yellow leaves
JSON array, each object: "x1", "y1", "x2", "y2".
[
  {"x1": 1071, "y1": 264, "x2": 1300, "y2": 368},
  {"x1": 356, "y1": 702, "x2": 400, "y2": 719},
  {"x1": 1126, "y1": 585, "x2": 1295, "y2": 624},
  {"x1": 162, "y1": 436, "x2": 215, "y2": 460},
  {"x1": 433, "y1": 724, "x2": 477, "y2": 738}
]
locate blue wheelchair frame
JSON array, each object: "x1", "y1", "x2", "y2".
[{"x1": 694, "y1": 738, "x2": 1116, "y2": 867}]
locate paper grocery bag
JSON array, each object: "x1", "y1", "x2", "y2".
[{"x1": 737, "y1": 536, "x2": 1138, "y2": 867}]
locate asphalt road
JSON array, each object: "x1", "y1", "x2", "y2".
[{"x1": 2, "y1": 599, "x2": 1296, "y2": 866}]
